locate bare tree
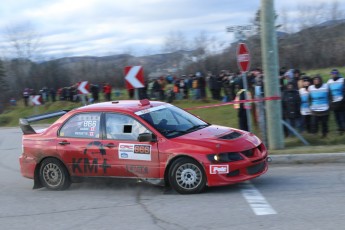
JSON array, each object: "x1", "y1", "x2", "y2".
[
  {"x1": 162, "y1": 31, "x2": 188, "y2": 53},
  {"x1": 0, "y1": 59, "x2": 8, "y2": 112},
  {"x1": 280, "y1": 8, "x2": 295, "y2": 33},
  {"x1": 329, "y1": 0, "x2": 344, "y2": 21},
  {"x1": 161, "y1": 31, "x2": 189, "y2": 75},
  {"x1": 297, "y1": 3, "x2": 327, "y2": 30},
  {"x1": 251, "y1": 9, "x2": 281, "y2": 35},
  {"x1": 5, "y1": 22, "x2": 42, "y2": 60},
  {"x1": 3, "y1": 22, "x2": 44, "y2": 94}
]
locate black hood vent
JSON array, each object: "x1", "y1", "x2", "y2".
[{"x1": 219, "y1": 131, "x2": 242, "y2": 140}]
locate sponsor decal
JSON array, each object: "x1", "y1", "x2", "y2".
[
  {"x1": 134, "y1": 104, "x2": 173, "y2": 115},
  {"x1": 83, "y1": 141, "x2": 107, "y2": 155},
  {"x1": 72, "y1": 158, "x2": 111, "y2": 174},
  {"x1": 74, "y1": 131, "x2": 89, "y2": 136},
  {"x1": 126, "y1": 165, "x2": 149, "y2": 175},
  {"x1": 119, "y1": 144, "x2": 134, "y2": 152},
  {"x1": 118, "y1": 143, "x2": 151, "y2": 161},
  {"x1": 210, "y1": 165, "x2": 229, "y2": 174},
  {"x1": 120, "y1": 153, "x2": 128, "y2": 158}
]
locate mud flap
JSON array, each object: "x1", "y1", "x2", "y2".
[{"x1": 33, "y1": 168, "x2": 43, "y2": 189}]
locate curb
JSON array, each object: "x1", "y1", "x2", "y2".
[{"x1": 269, "y1": 153, "x2": 345, "y2": 164}]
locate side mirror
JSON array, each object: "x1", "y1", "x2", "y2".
[{"x1": 138, "y1": 133, "x2": 156, "y2": 142}]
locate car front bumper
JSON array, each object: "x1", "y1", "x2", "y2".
[{"x1": 204, "y1": 147, "x2": 269, "y2": 187}]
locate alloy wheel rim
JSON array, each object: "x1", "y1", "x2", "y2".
[
  {"x1": 176, "y1": 163, "x2": 202, "y2": 190},
  {"x1": 43, "y1": 163, "x2": 63, "y2": 187}
]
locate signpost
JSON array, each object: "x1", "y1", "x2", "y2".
[
  {"x1": 237, "y1": 43, "x2": 251, "y2": 72},
  {"x1": 226, "y1": 24, "x2": 253, "y2": 42},
  {"x1": 31, "y1": 95, "x2": 42, "y2": 115},
  {"x1": 77, "y1": 81, "x2": 89, "y2": 105},
  {"x1": 124, "y1": 66, "x2": 145, "y2": 99},
  {"x1": 124, "y1": 66, "x2": 144, "y2": 90},
  {"x1": 236, "y1": 43, "x2": 252, "y2": 132},
  {"x1": 31, "y1": 95, "x2": 42, "y2": 106},
  {"x1": 77, "y1": 81, "x2": 90, "y2": 94},
  {"x1": 226, "y1": 25, "x2": 253, "y2": 33}
]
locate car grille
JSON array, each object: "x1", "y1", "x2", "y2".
[
  {"x1": 227, "y1": 169, "x2": 240, "y2": 177},
  {"x1": 242, "y1": 149, "x2": 254, "y2": 157},
  {"x1": 246, "y1": 162, "x2": 266, "y2": 175}
]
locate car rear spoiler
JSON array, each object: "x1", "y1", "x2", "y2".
[{"x1": 19, "y1": 110, "x2": 70, "y2": 134}]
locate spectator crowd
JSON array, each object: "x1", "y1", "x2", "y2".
[{"x1": 20, "y1": 67, "x2": 345, "y2": 137}]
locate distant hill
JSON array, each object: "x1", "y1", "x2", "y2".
[
  {"x1": 45, "y1": 50, "x2": 196, "y2": 81},
  {"x1": 40, "y1": 19, "x2": 345, "y2": 79},
  {"x1": 229, "y1": 19, "x2": 345, "y2": 70}
]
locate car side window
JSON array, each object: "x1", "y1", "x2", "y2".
[
  {"x1": 59, "y1": 113, "x2": 101, "y2": 139},
  {"x1": 105, "y1": 113, "x2": 151, "y2": 140}
]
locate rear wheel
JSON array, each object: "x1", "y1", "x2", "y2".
[
  {"x1": 39, "y1": 158, "x2": 71, "y2": 190},
  {"x1": 169, "y1": 158, "x2": 206, "y2": 194}
]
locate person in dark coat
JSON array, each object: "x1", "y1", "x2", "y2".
[
  {"x1": 50, "y1": 88, "x2": 56, "y2": 102},
  {"x1": 282, "y1": 82, "x2": 301, "y2": 136},
  {"x1": 90, "y1": 84, "x2": 99, "y2": 103},
  {"x1": 197, "y1": 72, "x2": 206, "y2": 100},
  {"x1": 207, "y1": 71, "x2": 217, "y2": 100}
]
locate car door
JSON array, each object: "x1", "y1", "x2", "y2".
[
  {"x1": 101, "y1": 113, "x2": 160, "y2": 179},
  {"x1": 57, "y1": 112, "x2": 109, "y2": 177}
]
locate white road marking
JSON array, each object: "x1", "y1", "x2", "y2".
[{"x1": 240, "y1": 181, "x2": 277, "y2": 215}]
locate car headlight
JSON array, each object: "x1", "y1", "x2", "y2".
[{"x1": 207, "y1": 152, "x2": 244, "y2": 163}]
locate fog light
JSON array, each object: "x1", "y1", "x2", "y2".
[{"x1": 214, "y1": 155, "x2": 220, "y2": 161}]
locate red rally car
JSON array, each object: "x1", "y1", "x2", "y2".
[{"x1": 19, "y1": 100, "x2": 269, "y2": 194}]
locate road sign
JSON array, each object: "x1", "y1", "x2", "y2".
[
  {"x1": 77, "y1": 81, "x2": 90, "y2": 94},
  {"x1": 226, "y1": 25, "x2": 253, "y2": 33},
  {"x1": 124, "y1": 66, "x2": 144, "y2": 90},
  {"x1": 237, "y1": 43, "x2": 251, "y2": 72},
  {"x1": 31, "y1": 95, "x2": 42, "y2": 106}
]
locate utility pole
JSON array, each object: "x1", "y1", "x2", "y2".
[{"x1": 260, "y1": 0, "x2": 284, "y2": 149}]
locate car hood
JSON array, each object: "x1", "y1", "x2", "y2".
[{"x1": 171, "y1": 125, "x2": 261, "y2": 152}]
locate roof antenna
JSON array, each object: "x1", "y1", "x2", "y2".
[{"x1": 139, "y1": 99, "x2": 150, "y2": 106}]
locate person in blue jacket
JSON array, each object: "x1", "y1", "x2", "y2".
[
  {"x1": 299, "y1": 76, "x2": 312, "y2": 133},
  {"x1": 327, "y1": 69, "x2": 345, "y2": 135},
  {"x1": 309, "y1": 75, "x2": 331, "y2": 138}
]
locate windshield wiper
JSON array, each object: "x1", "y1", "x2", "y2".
[
  {"x1": 162, "y1": 129, "x2": 188, "y2": 135},
  {"x1": 185, "y1": 124, "x2": 209, "y2": 132}
]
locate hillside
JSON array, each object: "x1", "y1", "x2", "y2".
[{"x1": 2, "y1": 19, "x2": 345, "y2": 107}]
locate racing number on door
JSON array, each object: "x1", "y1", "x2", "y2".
[{"x1": 134, "y1": 145, "x2": 150, "y2": 154}]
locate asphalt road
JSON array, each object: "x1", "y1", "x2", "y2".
[{"x1": 1, "y1": 127, "x2": 345, "y2": 230}]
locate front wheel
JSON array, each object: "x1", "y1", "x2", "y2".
[
  {"x1": 169, "y1": 158, "x2": 206, "y2": 194},
  {"x1": 39, "y1": 158, "x2": 71, "y2": 190}
]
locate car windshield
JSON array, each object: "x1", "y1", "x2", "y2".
[{"x1": 136, "y1": 105, "x2": 209, "y2": 138}]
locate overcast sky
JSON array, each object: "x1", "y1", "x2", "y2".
[{"x1": 0, "y1": 0, "x2": 343, "y2": 59}]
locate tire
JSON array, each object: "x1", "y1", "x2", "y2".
[
  {"x1": 169, "y1": 158, "x2": 206, "y2": 194},
  {"x1": 39, "y1": 158, "x2": 71, "y2": 190}
]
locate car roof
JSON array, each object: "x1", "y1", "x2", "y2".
[{"x1": 74, "y1": 100, "x2": 166, "y2": 114}]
